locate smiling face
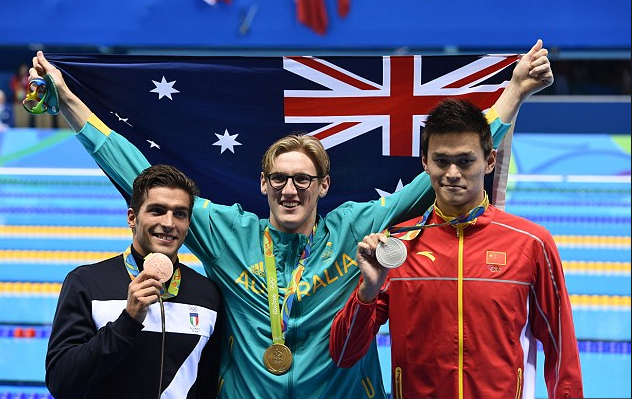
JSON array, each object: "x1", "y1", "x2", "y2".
[
  {"x1": 260, "y1": 150, "x2": 330, "y2": 236},
  {"x1": 127, "y1": 186, "x2": 191, "y2": 263},
  {"x1": 422, "y1": 131, "x2": 496, "y2": 216}
]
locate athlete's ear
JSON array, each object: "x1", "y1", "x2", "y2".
[
  {"x1": 260, "y1": 172, "x2": 267, "y2": 195},
  {"x1": 486, "y1": 149, "x2": 497, "y2": 175},
  {"x1": 127, "y1": 208, "x2": 136, "y2": 229},
  {"x1": 318, "y1": 175, "x2": 330, "y2": 198}
]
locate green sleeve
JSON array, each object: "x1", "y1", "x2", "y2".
[
  {"x1": 75, "y1": 114, "x2": 218, "y2": 267},
  {"x1": 75, "y1": 114, "x2": 150, "y2": 197}
]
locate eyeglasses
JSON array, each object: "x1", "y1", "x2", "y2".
[{"x1": 266, "y1": 173, "x2": 324, "y2": 190}]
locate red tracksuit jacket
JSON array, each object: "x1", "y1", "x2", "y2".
[{"x1": 330, "y1": 205, "x2": 583, "y2": 399}]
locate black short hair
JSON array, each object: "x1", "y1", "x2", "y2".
[
  {"x1": 130, "y1": 164, "x2": 199, "y2": 217},
  {"x1": 422, "y1": 98, "x2": 493, "y2": 159}
]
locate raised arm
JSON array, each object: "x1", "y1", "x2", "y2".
[
  {"x1": 30, "y1": 50, "x2": 150, "y2": 198},
  {"x1": 345, "y1": 42, "x2": 552, "y2": 234},
  {"x1": 493, "y1": 39, "x2": 554, "y2": 124},
  {"x1": 30, "y1": 51, "x2": 91, "y2": 132},
  {"x1": 29, "y1": 51, "x2": 218, "y2": 267}
]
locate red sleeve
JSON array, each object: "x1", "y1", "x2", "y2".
[
  {"x1": 329, "y1": 279, "x2": 389, "y2": 368},
  {"x1": 530, "y1": 231, "x2": 584, "y2": 399}
]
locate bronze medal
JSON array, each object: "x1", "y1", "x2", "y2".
[
  {"x1": 144, "y1": 252, "x2": 173, "y2": 283},
  {"x1": 263, "y1": 343, "x2": 293, "y2": 375}
]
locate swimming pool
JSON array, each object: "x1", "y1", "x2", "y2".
[{"x1": 0, "y1": 128, "x2": 630, "y2": 398}]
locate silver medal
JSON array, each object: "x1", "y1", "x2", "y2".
[{"x1": 375, "y1": 237, "x2": 407, "y2": 269}]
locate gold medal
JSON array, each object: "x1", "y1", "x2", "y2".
[{"x1": 263, "y1": 343, "x2": 293, "y2": 375}]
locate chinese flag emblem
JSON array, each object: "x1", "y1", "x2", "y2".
[{"x1": 486, "y1": 251, "x2": 507, "y2": 265}]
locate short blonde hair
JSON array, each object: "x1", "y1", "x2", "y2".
[{"x1": 261, "y1": 133, "x2": 330, "y2": 177}]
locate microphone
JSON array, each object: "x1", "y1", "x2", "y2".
[{"x1": 143, "y1": 252, "x2": 173, "y2": 399}]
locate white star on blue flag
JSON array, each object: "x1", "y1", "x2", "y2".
[
  {"x1": 150, "y1": 76, "x2": 180, "y2": 100},
  {"x1": 213, "y1": 129, "x2": 242, "y2": 154}
]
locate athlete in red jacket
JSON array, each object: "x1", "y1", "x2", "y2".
[{"x1": 330, "y1": 99, "x2": 583, "y2": 399}]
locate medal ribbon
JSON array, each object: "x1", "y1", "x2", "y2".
[
  {"x1": 123, "y1": 246, "x2": 181, "y2": 300},
  {"x1": 263, "y1": 225, "x2": 315, "y2": 344},
  {"x1": 281, "y1": 225, "x2": 315, "y2": 332},
  {"x1": 387, "y1": 192, "x2": 490, "y2": 241}
]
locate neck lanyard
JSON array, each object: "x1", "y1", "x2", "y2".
[
  {"x1": 263, "y1": 224, "x2": 315, "y2": 344},
  {"x1": 123, "y1": 246, "x2": 182, "y2": 300},
  {"x1": 388, "y1": 192, "x2": 490, "y2": 241}
]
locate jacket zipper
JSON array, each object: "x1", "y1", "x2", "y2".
[
  {"x1": 394, "y1": 366, "x2": 403, "y2": 399},
  {"x1": 457, "y1": 225, "x2": 465, "y2": 399},
  {"x1": 514, "y1": 368, "x2": 523, "y2": 399}
]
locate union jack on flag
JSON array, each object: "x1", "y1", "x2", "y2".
[
  {"x1": 48, "y1": 53, "x2": 517, "y2": 217},
  {"x1": 284, "y1": 55, "x2": 518, "y2": 156}
]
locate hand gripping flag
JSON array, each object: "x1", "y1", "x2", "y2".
[{"x1": 47, "y1": 53, "x2": 517, "y2": 217}]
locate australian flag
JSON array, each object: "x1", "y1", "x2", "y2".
[{"x1": 48, "y1": 53, "x2": 517, "y2": 217}]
